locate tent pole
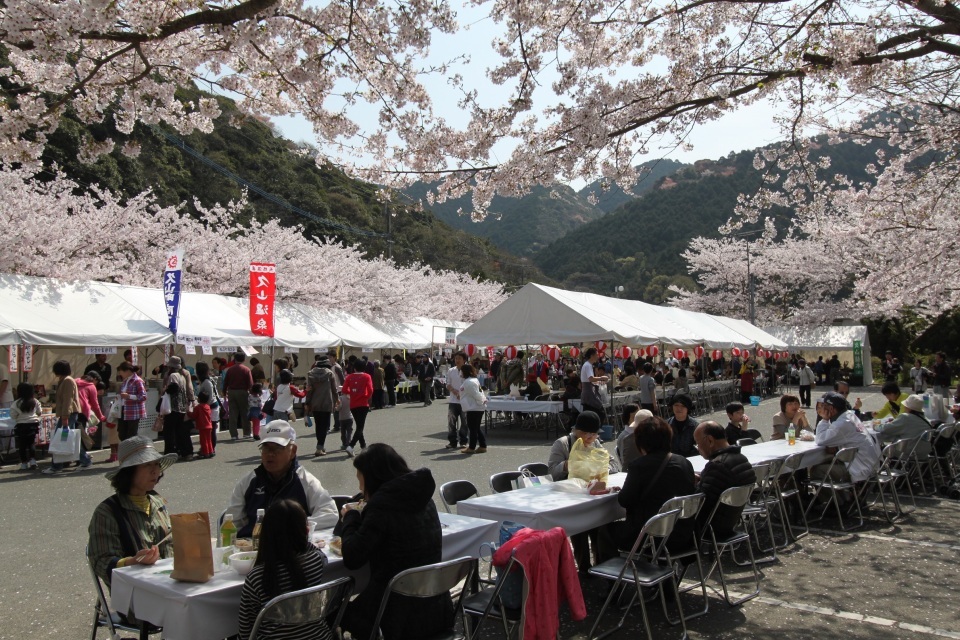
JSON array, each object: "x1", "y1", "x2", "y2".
[{"x1": 609, "y1": 338, "x2": 616, "y2": 428}]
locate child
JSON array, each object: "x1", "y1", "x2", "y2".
[
  {"x1": 191, "y1": 390, "x2": 215, "y2": 458},
  {"x1": 273, "y1": 369, "x2": 306, "y2": 425},
  {"x1": 10, "y1": 382, "x2": 41, "y2": 470},
  {"x1": 338, "y1": 389, "x2": 354, "y2": 454},
  {"x1": 248, "y1": 383, "x2": 264, "y2": 440}
]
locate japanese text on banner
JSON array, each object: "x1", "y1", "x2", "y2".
[
  {"x1": 22, "y1": 343, "x2": 32, "y2": 372},
  {"x1": 249, "y1": 262, "x2": 276, "y2": 338},
  {"x1": 8, "y1": 345, "x2": 18, "y2": 373},
  {"x1": 163, "y1": 249, "x2": 184, "y2": 334}
]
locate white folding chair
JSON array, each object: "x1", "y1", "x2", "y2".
[
  {"x1": 803, "y1": 447, "x2": 863, "y2": 531},
  {"x1": 699, "y1": 485, "x2": 762, "y2": 606}
]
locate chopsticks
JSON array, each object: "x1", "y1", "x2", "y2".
[{"x1": 154, "y1": 531, "x2": 173, "y2": 547}]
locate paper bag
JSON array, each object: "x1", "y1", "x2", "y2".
[
  {"x1": 568, "y1": 437, "x2": 611, "y2": 484},
  {"x1": 170, "y1": 512, "x2": 214, "y2": 583}
]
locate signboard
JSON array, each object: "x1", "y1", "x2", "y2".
[
  {"x1": 361, "y1": 347, "x2": 374, "y2": 354},
  {"x1": 176, "y1": 335, "x2": 212, "y2": 348},
  {"x1": 8, "y1": 345, "x2": 17, "y2": 373},
  {"x1": 314, "y1": 348, "x2": 328, "y2": 354},
  {"x1": 445, "y1": 327, "x2": 457, "y2": 346},
  {"x1": 201, "y1": 345, "x2": 213, "y2": 355},
  {"x1": 249, "y1": 262, "x2": 276, "y2": 337},
  {"x1": 184, "y1": 345, "x2": 196, "y2": 355},
  {"x1": 130, "y1": 347, "x2": 139, "y2": 366},
  {"x1": 22, "y1": 344, "x2": 32, "y2": 373},
  {"x1": 284, "y1": 347, "x2": 299, "y2": 354},
  {"x1": 163, "y1": 249, "x2": 184, "y2": 334},
  {"x1": 240, "y1": 345, "x2": 256, "y2": 357},
  {"x1": 85, "y1": 347, "x2": 118, "y2": 355},
  {"x1": 852, "y1": 339, "x2": 864, "y2": 376},
  {"x1": 216, "y1": 346, "x2": 238, "y2": 353}
]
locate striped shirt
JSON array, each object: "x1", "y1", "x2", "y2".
[
  {"x1": 87, "y1": 493, "x2": 172, "y2": 588},
  {"x1": 238, "y1": 548, "x2": 332, "y2": 640},
  {"x1": 120, "y1": 374, "x2": 148, "y2": 421}
]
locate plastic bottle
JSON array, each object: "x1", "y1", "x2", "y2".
[
  {"x1": 220, "y1": 513, "x2": 237, "y2": 547},
  {"x1": 61, "y1": 424, "x2": 70, "y2": 440},
  {"x1": 787, "y1": 423, "x2": 796, "y2": 446},
  {"x1": 252, "y1": 508, "x2": 265, "y2": 550}
]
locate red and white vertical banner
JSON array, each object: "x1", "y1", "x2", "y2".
[
  {"x1": 8, "y1": 345, "x2": 18, "y2": 373},
  {"x1": 249, "y1": 263, "x2": 277, "y2": 338},
  {"x1": 21, "y1": 343, "x2": 32, "y2": 373}
]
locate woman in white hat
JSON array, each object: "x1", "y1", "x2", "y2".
[{"x1": 87, "y1": 436, "x2": 178, "y2": 588}]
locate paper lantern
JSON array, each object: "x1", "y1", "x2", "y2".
[
  {"x1": 648, "y1": 345, "x2": 659, "y2": 358},
  {"x1": 782, "y1": 351, "x2": 790, "y2": 359},
  {"x1": 731, "y1": 347, "x2": 742, "y2": 357},
  {"x1": 504, "y1": 345, "x2": 518, "y2": 359},
  {"x1": 463, "y1": 344, "x2": 476, "y2": 357},
  {"x1": 672, "y1": 348, "x2": 686, "y2": 360},
  {"x1": 711, "y1": 349, "x2": 723, "y2": 360},
  {"x1": 540, "y1": 344, "x2": 550, "y2": 355},
  {"x1": 765, "y1": 350, "x2": 774, "y2": 359},
  {"x1": 547, "y1": 347, "x2": 562, "y2": 362},
  {"x1": 638, "y1": 347, "x2": 648, "y2": 358},
  {"x1": 773, "y1": 351, "x2": 782, "y2": 361},
  {"x1": 621, "y1": 346, "x2": 632, "y2": 359},
  {"x1": 569, "y1": 346, "x2": 581, "y2": 358},
  {"x1": 742, "y1": 349, "x2": 751, "y2": 359},
  {"x1": 595, "y1": 341, "x2": 607, "y2": 351},
  {"x1": 693, "y1": 346, "x2": 705, "y2": 358}
]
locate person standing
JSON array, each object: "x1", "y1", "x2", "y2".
[
  {"x1": 458, "y1": 363, "x2": 488, "y2": 454},
  {"x1": 11, "y1": 382, "x2": 41, "y2": 470},
  {"x1": 490, "y1": 352, "x2": 503, "y2": 394},
  {"x1": 908, "y1": 358, "x2": 931, "y2": 394},
  {"x1": 44, "y1": 359, "x2": 91, "y2": 473},
  {"x1": 580, "y1": 347, "x2": 609, "y2": 422},
  {"x1": 305, "y1": 357, "x2": 339, "y2": 457},
  {"x1": 84, "y1": 354, "x2": 113, "y2": 416},
  {"x1": 116, "y1": 362, "x2": 147, "y2": 445},
  {"x1": 417, "y1": 354, "x2": 436, "y2": 406},
  {"x1": 637, "y1": 362, "x2": 658, "y2": 414},
  {"x1": 813, "y1": 356, "x2": 826, "y2": 385},
  {"x1": 371, "y1": 360, "x2": 385, "y2": 410},
  {"x1": 797, "y1": 359, "x2": 816, "y2": 408},
  {"x1": 383, "y1": 355, "x2": 398, "y2": 408},
  {"x1": 343, "y1": 361, "x2": 373, "y2": 457},
  {"x1": 161, "y1": 357, "x2": 195, "y2": 461},
  {"x1": 445, "y1": 352, "x2": 468, "y2": 450},
  {"x1": 932, "y1": 352, "x2": 952, "y2": 398},
  {"x1": 272, "y1": 369, "x2": 305, "y2": 423},
  {"x1": 224, "y1": 351, "x2": 254, "y2": 440}
]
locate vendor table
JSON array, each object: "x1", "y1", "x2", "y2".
[
  {"x1": 110, "y1": 512, "x2": 497, "y2": 640},
  {"x1": 484, "y1": 397, "x2": 566, "y2": 440},
  {"x1": 456, "y1": 474, "x2": 628, "y2": 536}
]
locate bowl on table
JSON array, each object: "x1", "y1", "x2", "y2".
[{"x1": 230, "y1": 552, "x2": 257, "y2": 576}]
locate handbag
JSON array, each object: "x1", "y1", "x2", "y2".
[
  {"x1": 152, "y1": 414, "x2": 165, "y2": 433},
  {"x1": 512, "y1": 468, "x2": 554, "y2": 490},
  {"x1": 48, "y1": 426, "x2": 81, "y2": 460},
  {"x1": 494, "y1": 521, "x2": 526, "y2": 609},
  {"x1": 159, "y1": 394, "x2": 172, "y2": 416},
  {"x1": 169, "y1": 512, "x2": 214, "y2": 583}
]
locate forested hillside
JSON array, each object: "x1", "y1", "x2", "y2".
[
  {"x1": 39, "y1": 86, "x2": 545, "y2": 288},
  {"x1": 577, "y1": 159, "x2": 688, "y2": 213}
]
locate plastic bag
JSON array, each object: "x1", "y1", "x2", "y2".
[
  {"x1": 567, "y1": 437, "x2": 611, "y2": 484},
  {"x1": 159, "y1": 393, "x2": 172, "y2": 416}
]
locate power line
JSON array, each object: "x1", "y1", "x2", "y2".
[{"x1": 149, "y1": 125, "x2": 387, "y2": 239}]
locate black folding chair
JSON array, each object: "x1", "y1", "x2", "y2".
[{"x1": 440, "y1": 480, "x2": 480, "y2": 513}]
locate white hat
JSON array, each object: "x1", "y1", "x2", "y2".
[
  {"x1": 902, "y1": 394, "x2": 925, "y2": 413},
  {"x1": 105, "y1": 435, "x2": 178, "y2": 480},
  {"x1": 260, "y1": 421, "x2": 297, "y2": 447}
]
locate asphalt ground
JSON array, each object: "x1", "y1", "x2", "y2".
[{"x1": 3, "y1": 385, "x2": 959, "y2": 639}]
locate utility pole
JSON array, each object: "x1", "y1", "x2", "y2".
[
  {"x1": 383, "y1": 200, "x2": 393, "y2": 260},
  {"x1": 732, "y1": 229, "x2": 762, "y2": 325}
]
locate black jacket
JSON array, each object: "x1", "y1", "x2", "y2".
[
  {"x1": 617, "y1": 452, "x2": 696, "y2": 551},
  {"x1": 669, "y1": 417, "x2": 699, "y2": 458},
  {"x1": 383, "y1": 362, "x2": 398, "y2": 382},
  {"x1": 696, "y1": 445, "x2": 755, "y2": 536},
  {"x1": 339, "y1": 468, "x2": 453, "y2": 640}
]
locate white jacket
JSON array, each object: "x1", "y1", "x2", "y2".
[
  {"x1": 798, "y1": 366, "x2": 817, "y2": 386},
  {"x1": 225, "y1": 462, "x2": 339, "y2": 535},
  {"x1": 815, "y1": 410, "x2": 880, "y2": 482},
  {"x1": 460, "y1": 377, "x2": 487, "y2": 412}
]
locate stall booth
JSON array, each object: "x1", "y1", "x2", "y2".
[{"x1": 763, "y1": 325, "x2": 873, "y2": 386}]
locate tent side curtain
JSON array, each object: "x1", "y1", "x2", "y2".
[{"x1": 456, "y1": 282, "x2": 786, "y2": 349}]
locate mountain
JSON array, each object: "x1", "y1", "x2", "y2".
[
  {"x1": 403, "y1": 182, "x2": 605, "y2": 257},
  {"x1": 577, "y1": 158, "x2": 688, "y2": 213},
  {"x1": 532, "y1": 138, "x2": 890, "y2": 302},
  {"x1": 39, "y1": 86, "x2": 548, "y2": 287}
]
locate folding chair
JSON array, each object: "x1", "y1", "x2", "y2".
[
  {"x1": 737, "y1": 438, "x2": 758, "y2": 447},
  {"x1": 463, "y1": 552, "x2": 527, "y2": 640},
  {"x1": 743, "y1": 429, "x2": 764, "y2": 442},
  {"x1": 859, "y1": 442, "x2": 911, "y2": 523},
  {"x1": 905, "y1": 431, "x2": 935, "y2": 496},
  {"x1": 738, "y1": 463, "x2": 779, "y2": 563},
  {"x1": 249, "y1": 576, "x2": 353, "y2": 640},
  {"x1": 930, "y1": 425, "x2": 956, "y2": 487},
  {"x1": 517, "y1": 462, "x2": 549, "y2": 477},
  {"x1": 659, "y1": 493, "x2": 709, "y2": 624},
  {"x1": 369, "y1": 557, "x2": 476, "y2": 640},
  {"x1": 489, "y1": 471, "x2": 523, "y2": 494},
  {"x1": 779, "y1": 452, "x2": 809, "y2": 540},
  {"x1": 440, "y1": 480, "x2": 480, "y2": 513},
  {"x1": 698, "y1": 484, "x2": 762, "y2": 606},
  {"x1": 587, "y1": 509, "x2": 687, "y2": 640},
  {"x1": 746, "y1": 458, "x2": 791, "y2": 553},
  {"x1": 803, "y1": 447, "x2": 863, "y2": 531},
  {"x1": 87, "y1": 546, "x2": 160, "y2": 640}
]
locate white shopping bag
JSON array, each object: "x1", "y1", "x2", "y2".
[{"x1": 48, "y1": 426, "x2": 81, "y2": 461}]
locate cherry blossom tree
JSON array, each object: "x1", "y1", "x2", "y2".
[{"x1": 0, "y1": 166, "x2": 505, "y2": 322}]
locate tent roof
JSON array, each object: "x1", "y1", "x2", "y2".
[
  {"x1": 290, "y1": 304, "x2": 394, "y2": 349},
  {"x1": 762, "y1": 325, "x2": 869, "y2": 350},
  {"x1": 0, "y1": 274, "x2": 172, "y2": 346},
  {"x1": 456, "y1": 283, "x2": 788, "y2": 348},
  {"x1": 372, "y1": 321, "x2": 433, "y2": 350}
]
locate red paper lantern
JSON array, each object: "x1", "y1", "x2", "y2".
[
  {"x1": 765, "y1": 350, "x2": 774, "y2": 359},
  {"x1": 487, "y1": 346, "x2": 495, "y2": 356},
  {"x1": 595, "y1": 341, "x2": 607, "y2": 351},
  {"x1": 782, "y1": 351, "x2": 790, "y2": 359},
  {"x1": 621, "y1": 346, "x2": 632, "y2": 359},
  {"x1": 648, "y1": 345, "x2": 660, "y2": 358},
  {"x1": 773, "y1": 351, "x2": 782, "y2": 361},
  {"x1": 540, "y1": 344, "x2": 550, "y2": 355},
  {"x1": 693, "y1": 346, "x2": 705, "y2": 358},
  {"x1": 547, "y1": 347, "x2": 562, "y2": 362},
  {"x1": 731, "y1": 347, "x2": 742, "y2": 357},
  {"x1": 673, "y1": 348, "x2": 686, "y2": 359},
  {"x1": 711, "y1": 349, "x2": 723, "y2": 360},
  {"x1": 464, "y1": 344, "x2": 477, "y2": 357},
  {"x1": 569, "y1": 346, "x2": 581, "y2": 358},
  {"x1": 742, "y1": 349, "x2": 751, "y2": 359},
  {"x1": 638, "y1": 347, "x2": 648, "y2": 358},
  {"x1": 504, "y1": 345, "x2": 518, "y2": 359}
]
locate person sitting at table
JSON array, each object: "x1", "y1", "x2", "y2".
[
  {"x1": 87, "y1": 435, "x2": 177, "y2": 589},
  {"x1": 693, "y1": 422, "x2": 756, "y2": 537},
  {"x1": 616, "y1": 404, "x2": 649, "y2": 467},
  {"x1": 771, "y1": 394, "x2": 812, "y2": 440},
  {"x1": 812, "y1": 392, "x2": 880, "y2": 483},
  {"x1": 339, "y1": 443, "x2": 453, "y2": 640},
  {"x1": 547, "y1": 410, "x2": 621, "y2": 569},
  {"x1": 875, "y1": 394, "x2": 933, "y2": 457},
  {"x1": 668, "y1": 393, "x2": 699, "y2": 457},
  {"x1": 238, "y1": 499, "x2": 331, "y2": 640},
  {"x1": 617, "y1": 367, "x2": 639, "y2": 391},
  {"x1": 225, "y1": 422, "x2": 338, "y2": 538},
  {"x1": 874, "y1": 382, "x2": 909, "y2": 420},
  {"x1": 602, "y1": 415, "x2": 696, "y2": 560},
  {"x1": 834, "y1": 381, "x2": 864, "y2": 418},
  {"x1": 561, "y1": 366, "x2": 581, "y2": 412},
  {"x1": 523, "y1": 372, "x2": 542, "y2": 400},
  {"x1": 724, "y1": 401, "x2": 753, "y2": 445}
]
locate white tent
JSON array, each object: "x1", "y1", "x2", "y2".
[
  {"x1": 290, "y1": 304, "x2": 394, "y2": 349},
  {"x1": 457, "y1": 282, "x2": 788, "y2": 349},
  {"x1": 0, "y1": 274, "x2": 172, "y2": 346},
  {"x1": 763, "y1": 325, "x2": 873, "y2": 385}
]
